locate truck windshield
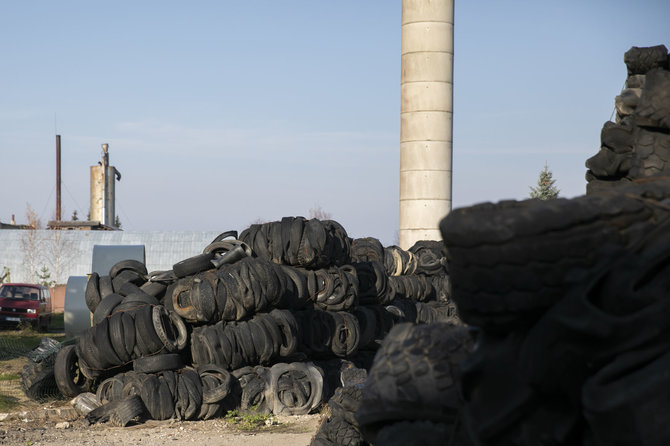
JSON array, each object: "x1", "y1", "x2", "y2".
[{"x1": 0, "y1": 286, "x2": 40, "y2": 300}]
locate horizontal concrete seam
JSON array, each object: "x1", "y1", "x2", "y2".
[
  {"x1": 401, "y1": 51, "x2": 454, "y2": 56},
  {"x1": 399, "y1": 228, "x2": 446, "y2": 231},
  {"x1": 401, "y1": 80, "x2": 453, "y2": 84},
  {"x1": 399, "y1": 198, "x2": 452, "y2": 202},
  {"x1": 400, "y1": 169, "x2": 452, "y2": 173},
  {"x1": 401, "y1": 20, "x2": 454, "y2": 26},
  {"x1": 400, "y1": 141, "x2": 453, "y2": 144},
  {"x1": 401, "y1": 140, "x2": 452, "y2": 143},
  {"x1": 401, "y1": 110, "x2": 453, "y2": 114},
  {"x1": 400, "y1": 110, "x2": 453, "y2": 114}
]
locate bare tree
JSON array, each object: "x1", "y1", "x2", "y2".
[
  {"x1": 44, "y1": 229, "x2": 81, "y2": 284},
  {"x1": 21, "y1": 204, "x2": 44, "y2": 282},
  {"x1": 309, "y1": 204, "x2": 332, "y2": 220},
  {"x1": 249, "y1": 217, "x2": 266, "y2": 226}
]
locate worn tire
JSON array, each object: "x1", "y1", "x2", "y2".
[
  {"x1": 20, "y1": 360, "x2": 57, "y2": 401},
  {"x1": 109, "y1": 259, "x2": 148, "y2": 280},
  {"x1": 357, "y1": 322, "x2": 474, "y2": 440},
  {"x1": 173, "y1": 253, "x2": 215, "y2": 278},
  {"x1": 54, "y1": 345, "x2": 91, "y2": 398},
  {"x1": 624, "y1": 44, "x2": 668, "y2": 75},
  {"x1": 133, "y1": 353, "x2": 184, "y2": 373},
  {"x1": 85, "y1": 272, "x2": 102, "y2": 313}
]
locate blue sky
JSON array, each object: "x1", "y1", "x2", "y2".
[{"x1": 1, "y1": 1, "x2": 669, "y2": 245}]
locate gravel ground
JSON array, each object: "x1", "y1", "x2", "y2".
[{"x1": 0, "y1": 404, "x2": 323, "y2": 446}]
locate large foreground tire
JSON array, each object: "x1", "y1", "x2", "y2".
[{"x1": 356, "y1": 322, "x2": 474, "y2": 444}]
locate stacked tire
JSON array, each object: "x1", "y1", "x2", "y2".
[
  {"x1": 586, "y1": 44, "x2": 670, "y2": 193},
  {"x1": 46, "y1": 216, "x2": 457, "y2": 428},
  {"x1": 440, "y1": 175, "x2": 670, "y2": 445}
]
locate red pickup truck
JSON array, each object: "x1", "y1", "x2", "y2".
[{"x1": 0, "y1": 283, "x2": 52, "y2": 331}]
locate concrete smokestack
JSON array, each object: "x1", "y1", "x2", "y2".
[
  {"x1": 399, "y1": 0, "x2": 454, "y2": 249},
  {"x1": 90, "y1": 143, "x2": 121, "y2": 227}
]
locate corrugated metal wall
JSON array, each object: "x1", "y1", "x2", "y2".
[{"x1": 0, "y1": 230, "x2": 220, "y2": 284}]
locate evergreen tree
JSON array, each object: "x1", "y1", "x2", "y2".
[
  {"x1": 115, "y1": 215, "x2": 122, "y2": 228},
  {"x1": 37, "y1": 265, "x2": 55, "y2": 287},
  {"x1": 530, "y1": 164, "x2": 560, "y2": 200}
]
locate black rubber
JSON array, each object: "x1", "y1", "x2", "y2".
[
  {"x1": 95, "y1": 317, "x2": 123, "y2": 369},
  {"x1": 439, "y1": 187, "x2": 658, "y2": 331},
  {"x1": 408, "y1": 240, "x2": 448, "y2": 276},
  {"x1": 54, "y1": 344, "x2": 90, "y2": 398},
  {"x1": 121, "y1": 291, "x2": 160, "y2": 307},
  {"x1": 92, "y1": 293, "x2": 124, "y2": 325},
  {"x1": 356, "y1": 322, "x2": 474, "y2": 441},
  {"x1": 140, "y1": 280, "x2": 167, "y2": 298},
  {"x1": 151, "y1": 305, "x2": 178, "y2": 351},
  {"x1": 353, "y1": 261, "x2": 388, "y2": 305},
  {"x1": 329, "y1": 311, "x2": 360, "y2": 358},
  {"x1": 624, "y1": 44, "x2": 668, "y2": 75},
  {"x1": 234, "y1": 366, "x2": 270, "y2": 412},
  {"x1": 133, "y1": 304, "x2": 165, "y2": 356},
  {"x1": 315, "y1": 416, "x2": 366, "y2": 446},
  {"x1": 116, "y1": 281, "x2": 143, "y2": 297},
  {"x1": 383, "y1": 245, "x2": 418, "y2": 276},
  {"x1": 108, "y1": 312, "x2": 132, "y2": 364},
  {"x1": 191, "y1": 272, "x2": 217, "y2": 322},
  {"x1": 269, "y1": 309, "x2": 299, "y2": 358},
  {"x1": 98, "y1": 275, "x2": 114, "y2": 299},
  {"x1": 328, "y1": 385, "x2": 363, "y2": 425},
  {"x1": 209, "y1": 230, "x2": 239, "y2": 243},
  {"x1": 179, "y1": 368, "x2": 203, "y2": 420},
  {"x1": 350, "y1": 237, "x2": 385, "y2": 263},
  {"x1": 266, "y1": 362, "x2": 324, "y2": 415},
  {"x1": 20, "y1": 359, "x2": 57, "y2": 401},
  {"x1": 374, "y1": 420, "x2": 461, "y2": 446},
  {"x1": 109, "y1": 394, "x2": 145, "y2": 427},
  {"x1": 133, "y1": 353, "x2": 184, "y2": 373},
  {"x1": 248, "y1": 317, "x2": 274, "y2": 364},
  {"x1": 171, "y1": 279, "x2": 197, "y2": 321},
  {"x1": 635, "y1": 68, "x2": 670, "y2": 131},
  {"x1": 353, "y1": 306, "x2": 377, "y2": 350},
  {"x1": 109, "y1": 259, "x2": 148, "y2": 280},
  {"x1": 85, "y1": 272, "x2": 102, "y2": 313},
  {"x1": 198, "y1": 364, "x2": 232, "y2": 404},
  {"x1": 173, "y1": 252, "x2": 215, "y2": 278},
  {"x1": 239, "y1": 217, "x2": 351, "y2": 268},
  {"x1": 112, "y1": 269, "x2": 147, "y2": 293}
]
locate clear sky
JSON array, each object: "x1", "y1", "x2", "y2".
[{"x1": 1, "y1": 1, "x2": 669, "y2": 245}]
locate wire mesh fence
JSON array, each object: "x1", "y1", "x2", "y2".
[{"x1": 0, "y1": 333, "x2": 68, "y2": 406}]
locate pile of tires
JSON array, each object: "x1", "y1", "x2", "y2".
[
  {"x1": 47, "y1": 217, "x2": 456, "y2": 427},
  {"x1": 586, "y1": 44, "x2": 670, "y2": 193},
  {"x1": 336, "y1": 322, "x2": 474, "y2": 446},
  {"x1": 440, "y1": 176, "x2": 670, "y2": 445}
]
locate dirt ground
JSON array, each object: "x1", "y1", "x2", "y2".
[
  {"x1": 0, "y1": 405, "x2": 323, "y2": 446},
  {"x1": 0, "y1": 337, "x2": 323, "y2": 446}
]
